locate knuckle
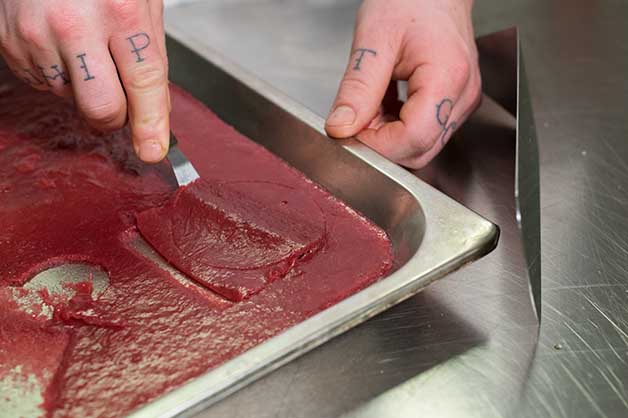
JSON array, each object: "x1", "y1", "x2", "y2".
[
  {"x1": 338, "y1": 76, "x2": 371, "y2": 99},
  {"x1": 471, "y1": 71, "x2": 482, "y2": 99},
  {"x1": 403, "y1": 158, "x2": 427, "y2": 170},
  {"x1": 82, "y1": 100, "x2": 126, "y2": 129},
  {"x1": 0, "y1": 29, "x2": 10, "y2": 50},
  {"x1": 41, "y1": 81, "x2": 68, "y2": 97},
  {"x1": 398, "y1": 121, "x2": 435, "y2": 157},
  {"x1": 448, "y1": 59, "x2": 471, "y2": 90},
  {"x1": 126, "y1": 65, "x2": 167, "y2": 92},
  {"x1": 47, "y1": 10, "x2": 82, "y2": 41},
  {"x1": 30, "y1": 83, "x2": 50, "y2": 91},
  {"x1": 50, "y1": 85, "x2": 73, "y2": 99},
  {"x1": 151, "y1": 0, "x2": 164, "y2": 17},
  {"x1": 0, "y1": 45, "x2": 19, "y2": 63},
  {"x1": 409, "y1": 134, "x2": 435, "y2": 156},
  {"x1": 464, "y1": 70, "x2": 483, "y2": 113},
  {"x1": 106, "y1": 0, "x2": 140, "y2": 23},
  {"x1": 16, "y1": 21, "x2": 46, "y2": 49}
]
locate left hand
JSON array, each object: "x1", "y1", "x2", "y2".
[{"x1": 325, "y1": 0, "x2": 481, "y2": 169}]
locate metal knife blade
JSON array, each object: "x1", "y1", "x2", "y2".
[{"x1": 168, "y1": 133, "x2": 200, "y2": 187}]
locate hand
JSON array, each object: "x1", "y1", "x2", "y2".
[
  {"x1": 0, "y1": 0, "x2": 170, "y2": 163},
  {"x1": 325, "y1": 0, "x2": 481, "y2": 169}
]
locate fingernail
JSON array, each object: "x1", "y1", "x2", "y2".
[
  {"x1": 138, "y1": 140, "x2": 165, "y2": 163},
  {"x1": 327, "y1": 105, "x2": 356, "y2": 127}
]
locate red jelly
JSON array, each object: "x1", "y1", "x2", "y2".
[
  {"x1": 0, "y1": 66, "x2": 393, "y2": 418},
  {"x1": 137, "y1": 180, "x2": 327, "y2": 301}
]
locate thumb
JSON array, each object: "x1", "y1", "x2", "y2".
[{"x1": 325, "y1": 30, "x2": 398, "y2": 138}]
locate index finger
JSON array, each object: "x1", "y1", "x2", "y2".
[{"x1": 108, "y1": 2, "x2": 169, "y2": 163}]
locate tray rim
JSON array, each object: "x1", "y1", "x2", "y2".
[{"x1": 129, "y1": 28, "x2": 499, "y2": 418}]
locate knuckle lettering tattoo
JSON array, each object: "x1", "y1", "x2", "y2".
[
  {"x1": 436, "y1": 98, "x2": 457, "y2": 145},
  {"x1": 20, "y1": 53, "x2": 96, "y2": 88},
  {"x1": 38, "y1": 64, "x2": 70, "y2": 86},
  {"x1": 19, "y1": 32, "x2": 156, "y2": 90},
  {"x1": 76, "y1": 53, "x2": 95, "y2": 81},
  {"x1": 127, "y1": 32, "x2": 151, "y2": 63},
  {"x1": 22, "y1": 68, "x2": 44, "y2": 86},
  {"x1": 352, "y1": 48, "x2": 377, "y2": 71}
]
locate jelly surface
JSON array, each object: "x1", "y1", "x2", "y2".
[{"x1": 0, "y1": 68, "x2": 393, "y2": 418}]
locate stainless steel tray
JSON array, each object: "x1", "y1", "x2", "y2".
[{"x1": 127, "y1": 30, "x2": 499, "y2": 418}]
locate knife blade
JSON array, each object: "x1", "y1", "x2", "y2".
[{"x1": 167, "y1": 133, "x2": 200, "y2": 187}]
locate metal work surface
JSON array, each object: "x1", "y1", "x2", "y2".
[{"x1": 163, "y1": 1, "x2": 628, "y2": 417}]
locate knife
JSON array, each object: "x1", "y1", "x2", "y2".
[{"x1": 167, "y1": 133, "x2": 200, "y2": 187}]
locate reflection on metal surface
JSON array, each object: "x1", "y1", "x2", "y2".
[
  {"x1": 515, "y1": 36, "x2": 542, "y2": 323},
  {"x1": 474, "y1": 26, "x2": 542, "y2": 322}
]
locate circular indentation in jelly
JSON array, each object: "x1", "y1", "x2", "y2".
[
  {"x1": 25, "y1": 263, "x2": 109, "y2": 299},
  {"x1": 10, "y1": 263, "x2": 110, "y2": 320}
]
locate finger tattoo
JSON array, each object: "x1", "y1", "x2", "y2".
[
  {"x1": 436, "y1": 98, "x2": 457, "y2": 145},
  {"x1": 352, "y1": 48, "x2": 377, "y2": 71},
  {"x1": 39, "y1": 64, "x2": 70, "y2": 86},
  {"x1": 127, "y1": 32, "x2": 151, "y2": 63},
  {"x1": 76, "y1": 53, "x2": 95, "y2": 81}
]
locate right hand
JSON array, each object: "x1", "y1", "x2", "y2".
[
  {"x1": 325, "y1": 0, "x2": 481, "y2": 169},
  {"x1": 0, "y1": 0, "x2": 170, "y2": 163}
]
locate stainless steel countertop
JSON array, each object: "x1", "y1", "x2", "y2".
[{"x1": 164, "y1": 1, "x2": 628, "y2": 417}]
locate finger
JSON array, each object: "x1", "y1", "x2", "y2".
[
  {"x1": 147, "y1": 0, "x2": 167, "y2": 68},
  {"x1": 366, "y1": 82, "x2": 403, "y2": 130},
  {"x1": 0, "y1": 34, "x2": 49, "y2": 90},
  {"x1": 404, "y1": 83, "x2": 479, "y2": 168},
  {"x1": 404, "y1": 63, "x2": 482, "y2": 167},
  {"x1": 411, "y1": 68, "x2": 482, "y2": 166},
  {"x1": 107, "y1": 2, "x2": 170, "y2": 163},
  {"x1": 356, "y1": 59, "x2": 469, "y2": 169},
  {"x1": 59, "y1": 43, "x2": 127, "y2": 131},
  {"x1": 29, "y1": 49, "x2": 73, "y2": 99},
  {"x1": 0, "y1": 48, "x2": 48, "y2": 90},
  {"x1": 147, "y1": 0, "x2": 170, "y2": 110},
  {"x1": 3, "y1": 14, "x2": 52, "y2": 91},
  {"x1": 325, "y1": 24, "x2": 400, "y2": 139},
  {"x1": 17, "y1": 18, "x2": 73, "y2": 98},
  {"x1": 46, "y1": 6, "x2": 128, "y2": 130}
]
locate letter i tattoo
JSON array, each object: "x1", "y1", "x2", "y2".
[{"x1": 76, "y1": 53, "x2": 95, "y2": 81}]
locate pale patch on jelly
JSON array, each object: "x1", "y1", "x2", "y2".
[{"x1": 0, "y1": 366, "x2": 46, "y2": 418}]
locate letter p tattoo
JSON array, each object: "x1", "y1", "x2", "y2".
[{"x1": 127, "y1": 33, "x2": 151, "y2": 63}]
